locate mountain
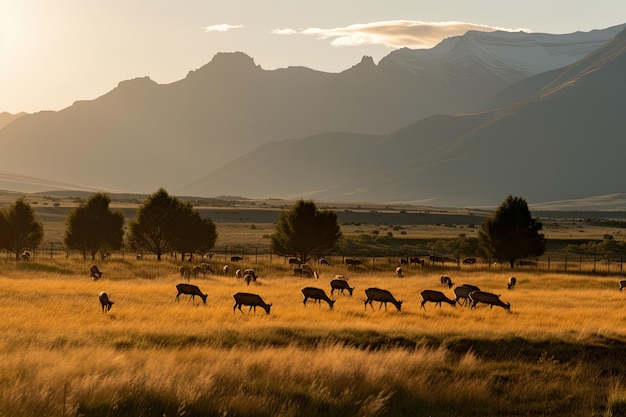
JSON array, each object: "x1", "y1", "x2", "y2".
[
  {"x1": 0, "y1": 25, "x2": 622, "y2": 198},
  {"x1": 0, "y1": 112, "x2": 27, "y2": 130},
  {"x1": 181, "y1": 27, "x2": 626, "y2": 207}
]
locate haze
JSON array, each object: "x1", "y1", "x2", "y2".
[{"x1": 2, "y1": 0, "x2": 625, "y2": 113}]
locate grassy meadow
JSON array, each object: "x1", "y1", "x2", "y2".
[{"x1": 1, "y1": 258, "x2": 626, "y2": 416}]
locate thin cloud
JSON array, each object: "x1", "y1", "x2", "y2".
[
  {"x1": 274, "y1": 20, "x2": 530, "y2": 49},
  {"x1": 204, "y1": 24, "x2": 243, "y2": 33}
]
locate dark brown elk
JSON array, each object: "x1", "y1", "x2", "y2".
[
  {"x1": 192, "y1": 266, "x2": 202, "y2": 278},
  {"x1": 90, "y1": 265, "x2": 103, "y2": 280},
  {"x1": 410, "y1": 257, "x2": 424, "y2": 266},
  {"x1": 175, "y1": 283, "x2": 207, "y2": 304},
  {"x1": 620, "y1": 280, "x2": 626, "y2": 291},
  {"x1": 233, "y1": 292, "x2": 272, "y2": 315},
  {"x1": 469, "y1": 291, "x2": 510, "y2": 311},
  {"x1": 98, "y1": 291, "x2": 114, "y2": 313},
  {"x1": 244, "y1": 269, "x2": 258, "y2": 281},
  {"x1": 440, "y1": 276, "x2": 454, "y2": 289},
  {"x1": 288, "y1": 258, "x2": 302, "y2": 267},
  {"x1": 345, "y1": 258, "x2": 363, "y2": 266},
  {"x1": 302, "y1": 287, "x2": 335, "y2": 309},
  {"x1": 178, "y1": 266, "x2": 192, "y2": 282},
  {"x1": 330, "y1": 279, "x2": 354, "y2": 297},
  {"x1": 319, "y1": 257, "x2": 330, "y2": 266},
  {"x1": 230, "y1": 256, "x2": 243, "y2": 263},
  {"x1": 364, "y1": 288, "x2": 402, "y2": 312},
  {"x1": 507, "y1": 276, "x2": 517, "y2": 290},
  {"x1": 396, "y1": 267, "x2": 403, "y2": 278},
  {"x1": 453, "y1": 285, "x2": 478, "y2": 307},
  {"x1": 461, "y1": 284, "x2": 481, "y2": 292},
  {"x1": 420, "y1": 290, "x2": 456, "y2": 310}
]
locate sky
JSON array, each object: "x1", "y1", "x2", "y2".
[{"x1": 1, "y1": 0, "x2": 625, "y2": 114}]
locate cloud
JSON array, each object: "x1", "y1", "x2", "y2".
[
  {"x1": 273, "y1": 20, "x2": 529, "y2": 49},
  {"x1": 204, "y1": 24, "x2": 243, "y2": 33}
]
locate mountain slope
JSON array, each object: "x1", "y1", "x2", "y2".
[
  {"x1": 0, "y1": 26, "x2": 621, "y2": 196},
  {"x1": 181, "y1": 27, "x2": 626, "y2": 206}
]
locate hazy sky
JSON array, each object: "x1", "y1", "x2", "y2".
[{"x1": 1, "y1": 0, "x2": 625, "y2": 114}]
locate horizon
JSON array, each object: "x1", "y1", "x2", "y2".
[{"x1": 2, "y1": 1, "x2": 625, "y2": 113}]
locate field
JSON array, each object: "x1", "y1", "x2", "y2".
[{"x1": 1, "y1": 258, "x2": 626, "y2": 417}]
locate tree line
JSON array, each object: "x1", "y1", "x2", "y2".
[{"x1": 0, "y1": 191, "x2": 547, "y2": 268}]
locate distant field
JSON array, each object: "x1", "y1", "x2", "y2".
[{"x1": 1, "y1": 258, "x2": 626, "y2": 416}]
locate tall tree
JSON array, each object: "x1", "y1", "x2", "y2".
[
  {"x1": 271, "y1": 199, "x2": 342, "y2": 263},
  {"x1": 127, "y1": 189, "x2": 217, "y2": 260},
  {"x1": 0, "y1": 198, "x2": 44, "y2": 260},
  {"x1": 479, "y1": 195, "x2": 546, "y2": 268},
  {"x1": 64, "y1": 193, "x2": 124, "y2": 260},
  {"x1": 127, "y1": 189, "x2": 179, "y2": 260}
]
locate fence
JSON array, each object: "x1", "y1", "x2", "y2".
[{"x1": 9, "y1": 245, "x2": 625, "y2": 277}]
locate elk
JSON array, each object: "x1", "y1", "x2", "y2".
[
  {"x1": 230, "y1": 256, "x2": 243, "y2": 263},
  {"x1": 98, "y1": 291, "x2": 114, "y2": 313},
  {"x1": 453, "y1": 285, "x2": 477, "y2": 307},
  {"x1": 233, "y1": 292, "x2": 272, "y2": 315},
  {"x1": 288, "y1": 257, "x2": 302, "y2": 267},
  {"x1": 507, "y1": 276, "x2": 517, "y2": 290},
  {"x1": 469, "y1": 291, "x2": 510, "y2": 311},
  {"x1": 200, "y1": 263, "x2": 214, "y2": 276},
  {"x1": 396, "y1": 267, "x2": 403, "y2": 278},
  {"x1": 330, "y1": 279, "x2": 354, "y2": 297},
  {"x1": 175, "y1": 283, "x2": 207, "y2": 304},
  {"x1": 364, "y1": 288, "x2": 402, "y2": 312},
  {"x1": 21, "y1": 250, "x2": 31, "y2": 261},
  {"x1": 222, "y1": 265, "x2": 229, "y2": 275},
  {"x1": 410, "y1": 257, "x2": 424, "y2": 265},
  {"x1": 244, "y1": 273, "x2": 254, "y2": 286},
  {"x1": 440, "y1": 276, "x2": 454, "y2": 289},
  {"x1": 302, "y1": 287, "x2": 335, "y2": 309},
  {"x1": 192, "y1": 266, "x2": 202, "y2": 278},
  {"x1": 420, "y1": 290, "x2": 456, "y2": 310},
  {"x1": 178, "y1": 266, "x2": 192, "y2": 282},
  {"x1": 90, "y1": 264, "x2": 103, "y2": 281},
  {"x1": 345, "y1": 258, "x2": 362, "y2": 266},
  {"x1": 620, "y1": 280, "x2": 626, "y2": 291}
]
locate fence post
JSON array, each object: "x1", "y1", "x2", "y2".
[{"x1": 564, "y1": 255, "x2": 567, "y2": 273}]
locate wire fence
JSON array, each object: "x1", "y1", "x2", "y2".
[{"x1": 9, "y1": 245, "x2": 626, "y2": 276}]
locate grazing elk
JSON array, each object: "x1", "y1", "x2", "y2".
[
  {"x1": 233, "y1": 292, "x2": 272, "y2": 315},
  {"x1": 345, "y1": 258, "x2": 362, "y2": 267},
  {"x1": 175, "y1": 283, "x2": 208, "y2": 304},
  {"x1": 364, "y1": 288, "x2": 403, "y2": 312},
  {"x1": 200, "y1": 263, "x2": 214, "y2": 276},
  {"x1": 90, "y1": 264, "x2": 103, "y2": 281},
  {"x1": 235, "y1": 269, "x2": 242, "y2": 279},
  {"x1": 230, "y1": 256, "x2": 243, "y2": 263},
  {"x1": 453, "y1": 285, "x2": 478, "y2": 307},
  {"x1": 396, "y1": 267, "x2": 403, "y2": 278},
  {"x1": 469, "y1": 291, "x2": 511, "y2": 311},
  {"x1": 620, "y1": 280, "x2": 626, "y2": 291},
  {"x1": 192, "y1": 266, "x2": 202, "y2": 278},
  {"x1": 244, "y1": 273, "x2": 254, "y2": 286},
  {"x1": 302, "y1": 287, "x2": 335, "y2": 309},
  {"x1": 461, "y1": 284, "x2": 481, "y2": 292},
  {"x1": 319, "y1": 257, "x2": 330, "y2": 266},
  {"x1": 244, "y1": 269, "x2": 258, "y2": 281},
  {"x1": 420, "y1": 290, "x2": 456, "y2": 310},
  {"x1": 399, "y1": 258, "x2": 408, "y2": 266},
  {"x1": 507, "y1": 276, "x2": 517, "y2": 290},
  {"x1": 98, "y1": 291, "x2": 114, "y2": 313},
  {"x1": 440, "y1": 276, "x2": 454, "y2": 289},
  {"x1": 178, "y1": 266, "x2": 192, "y2": 282},
  {"x1": 288, "y1": 257, "x2": 302, "y2": 267},
  {"x1": 410, "y1": 257, "x2": 424, "y2": 266},
  {"x1": 330, "y1": 278, "x2": 354, "y2": 297},
  {"x1": 223, "y1": 265, "x2": 229, "y2": 276}
]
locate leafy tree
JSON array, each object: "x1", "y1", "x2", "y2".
[
  {"x1": 0, "y1": 198, "x2": 44, "y2": 260},
  {"x1": 479, "y1": 195, "x2": 546, "y2": 268},
  {"x1": 64, "y1": 193, "x2": 124, "y2": 260},
  {"x1": 127, "y1": 189, "x2": 180, "y2": 260},
  {"x1": 127, "y1": 189, "x2": 217, "y2": 261},
  {"x1": 271, "y1": 200, "x2": 342, "y2": 263},
  {"x1": 167, "y1": 201, "x2": 218, "y2": 262}
]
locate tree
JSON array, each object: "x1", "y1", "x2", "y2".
[
  {"x1": 167, "y1": 201, "x2": 218, "y2": 262},
  {"x1": 271, "y1": 199, "x2": 342, "y2": 263},
  {"x1": 479, "y1": 195, "x2": 546, "y2": 268},
  {"x1": 127, "y1": 189, "x2": 179, "y2": 260},
  {"x1": 0, "y1": 198, "x2": 44, "y2": 260},
  {"x1": 64, "y1": 193, "x2": 125, "y2": 260},
  {"x1": 127, "y1": 189, "x2": 217, "y2": 260}
]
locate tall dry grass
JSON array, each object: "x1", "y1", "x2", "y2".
[{"x1": 0, "y1": 258, "x2": 625, "y2": 416}]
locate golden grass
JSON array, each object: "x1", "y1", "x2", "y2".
[{"x1": 1, "y1": 258, "x2": 625, "y2": 416}]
